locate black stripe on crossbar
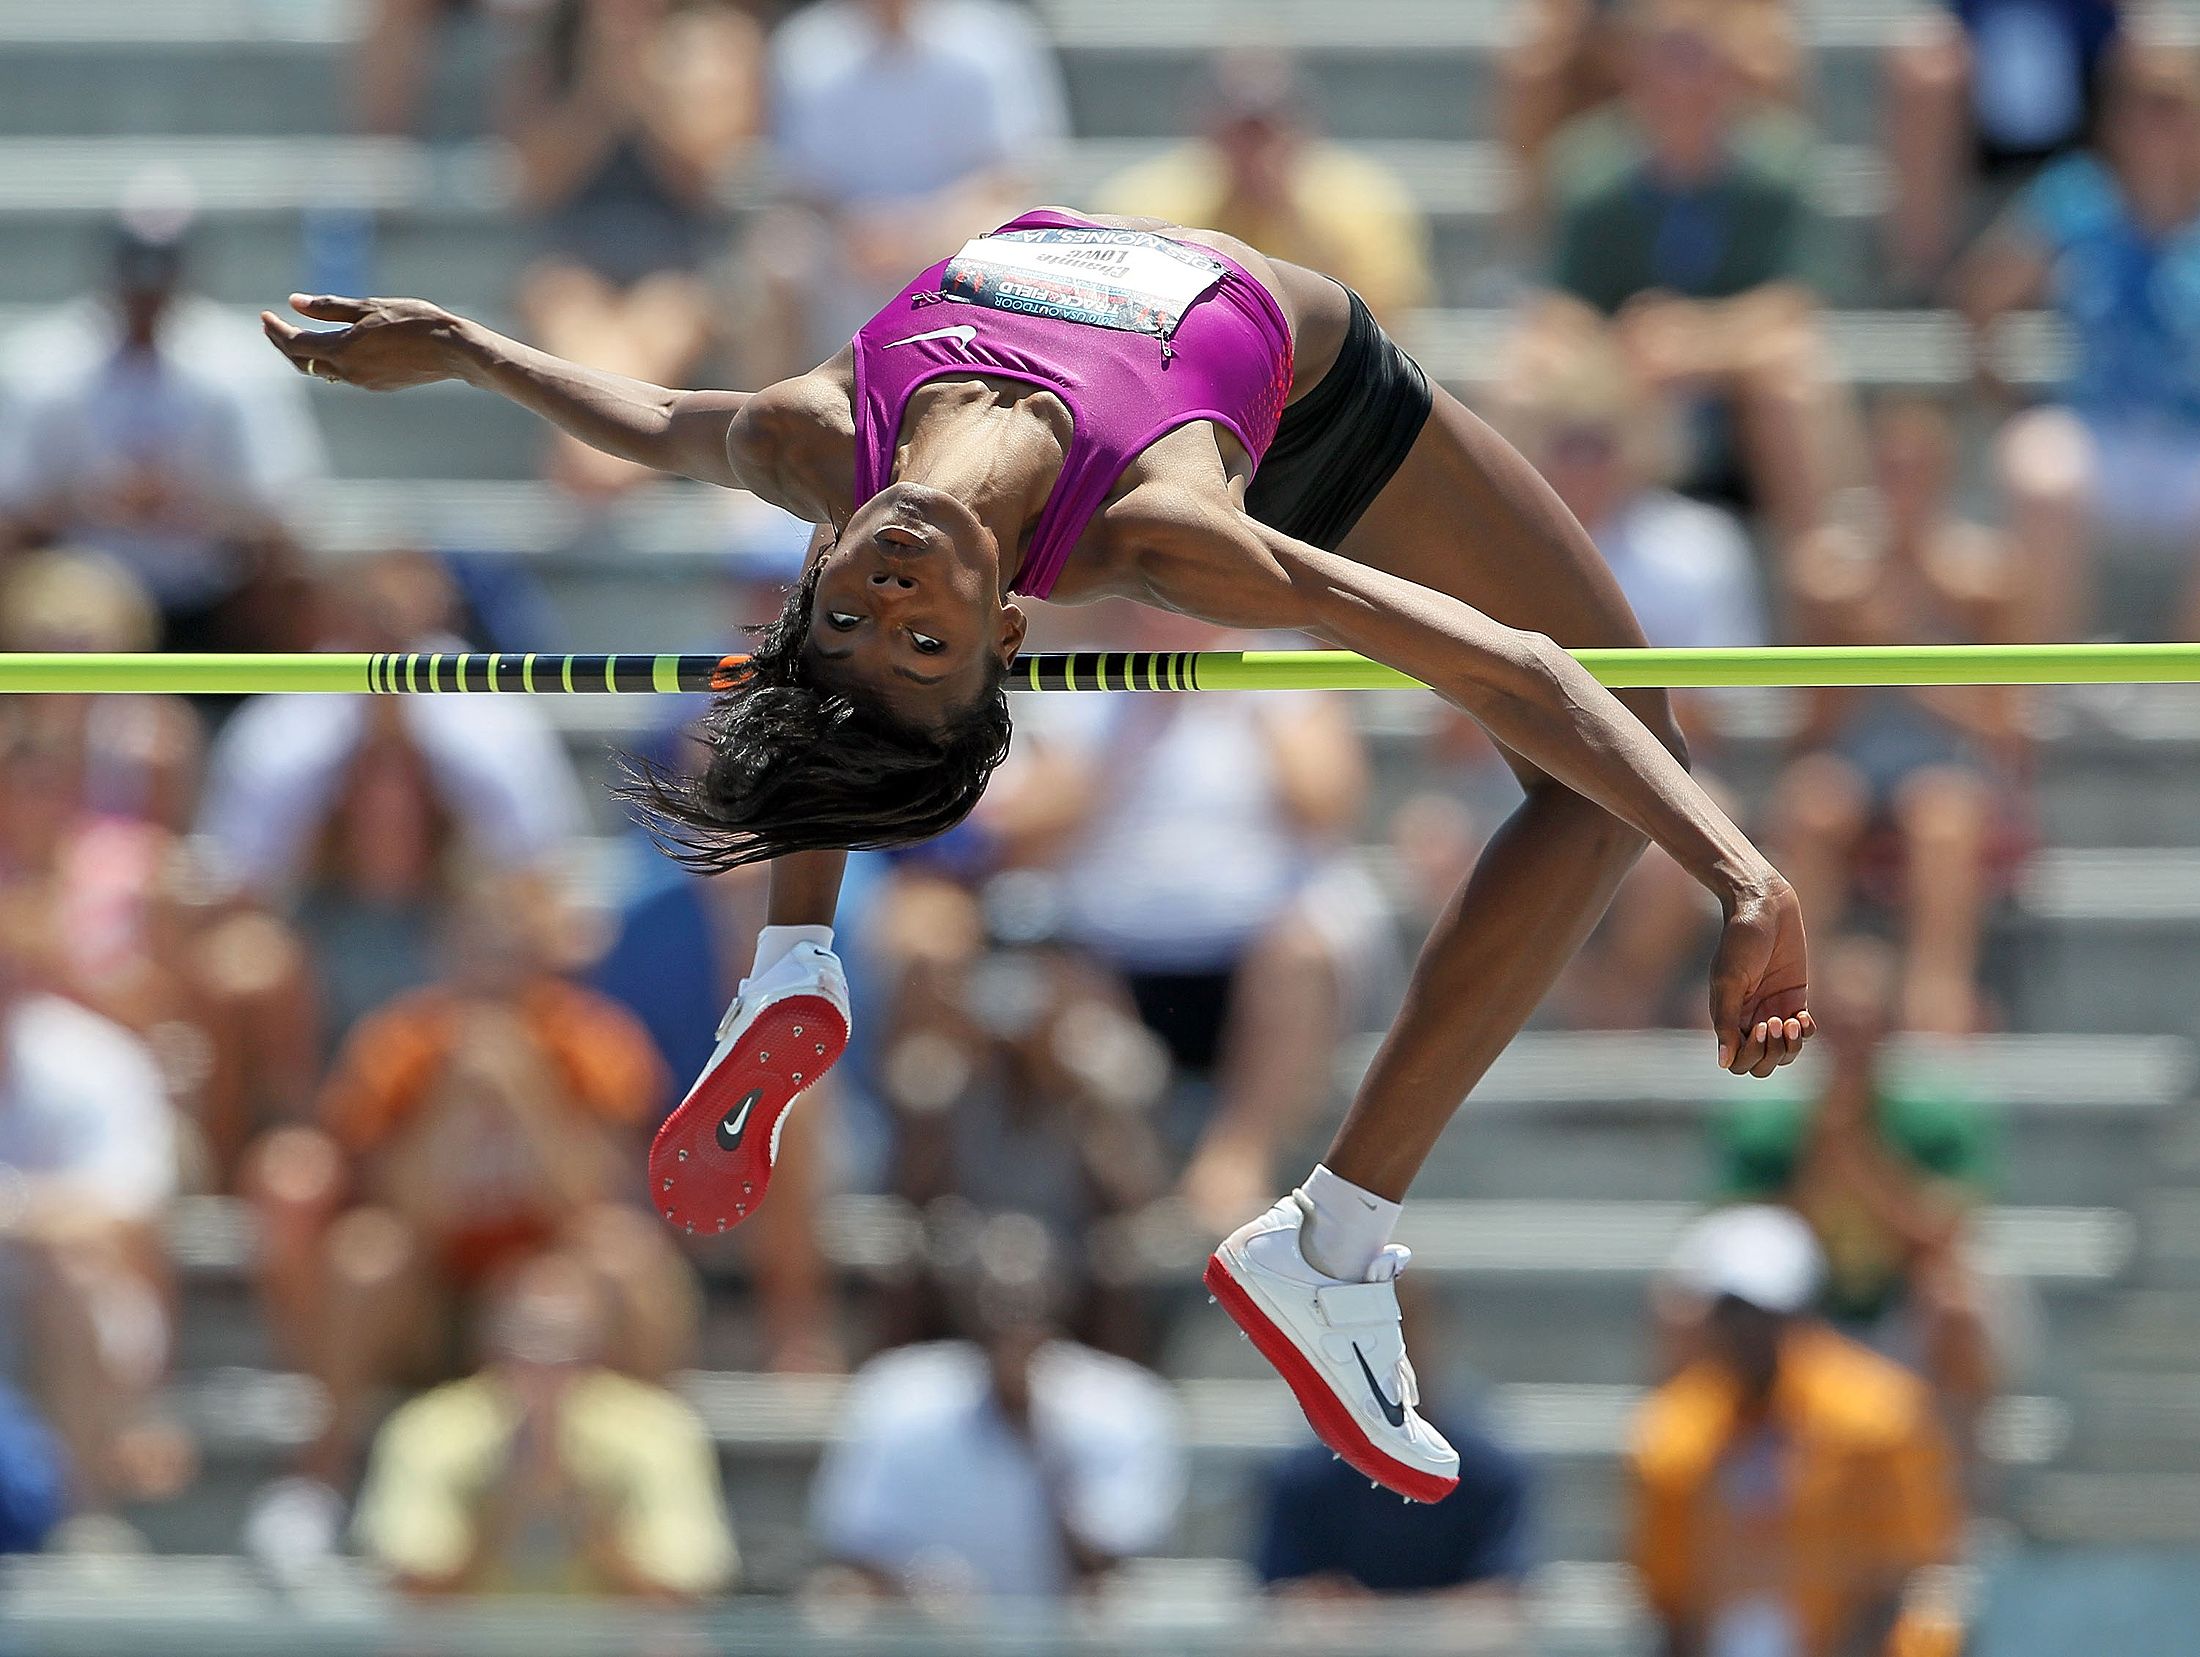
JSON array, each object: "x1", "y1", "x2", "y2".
[
  {"x1": 462, "y1": 655, "x2": 491, "y2": 693},
  {"x1": 613, "y1": 657, "x2": 659, "y2": 693}
]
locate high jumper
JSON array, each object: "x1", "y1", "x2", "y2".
[{"x1": 262, "y1": 205, "x2": 1814, "y2": 1503}]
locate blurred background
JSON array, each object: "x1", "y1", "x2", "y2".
[{"x1": 1, "y1": 0, "x2": 2199, "y2": 1652}]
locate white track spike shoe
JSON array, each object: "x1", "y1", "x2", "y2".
[
  {"x1": 1205, "y1": 1194, "x2": 1460, "y2": 1502},
  {"x1": 649, "y1": 940, "x2": 849, "y2": 1236}
]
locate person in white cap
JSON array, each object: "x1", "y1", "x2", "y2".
[{"x1": 1629, "y1": 1206, "x2": 1964, "y2": 1657}]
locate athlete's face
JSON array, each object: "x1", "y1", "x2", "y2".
[{"x1": 803, "y1": 484, "x2": 1026, "y2": 732}]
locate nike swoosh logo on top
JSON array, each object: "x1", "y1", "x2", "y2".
[
  {"x1": 716, "y1": 1088, "x2": 764, "y2": 1152},
  {"x1": 885, "y1": 325, "x2": 978, "y2": 349},
  {"x1": 1352, "y1": 1343, "x2": 1408, "y2": 1428}
]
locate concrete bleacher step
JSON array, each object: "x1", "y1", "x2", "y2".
[
  {"x1": 0, "y1": 1550, "x2": 1647, "y2": 1657},
  {"x1": 0, "y1": 134, "x2": 1892, "y2": 311},
  {"x1": 1338, "y1": 1030, "x2": 2195, "y2": 1209},
  {"x1": 1406, "y1": 306, "x2": 2066, "y2": 389},
  {"x1": 2009, "y1": 894, "x2": 2200, "y2": 1039},
  {"x1": 166, "y1": 1189, "x2": 2144, "y2": 1299},
  {"x1": 0, "y1": 0, "x2": 1918, "y2": 144},
  {"x1": 0, "y1": 213, "x2": 512, "y2": 321}
]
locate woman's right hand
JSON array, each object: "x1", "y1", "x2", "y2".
[
  {"x1": 1708, "y1": 875, "x2": 1814, "y2": 1077},
  {"x1": 260, "y1": 294, "x2": 473, "y2": 391}
]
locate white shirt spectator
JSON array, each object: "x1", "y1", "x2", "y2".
[
  {"x1": 194, "y1": 689, "x2": 589, "y2": 894},
  {"x1": 770, "y1": 0, "x2": 1067, "y2": 208},
  {"x1": 811, "y1": 1339, "x2": 1186, "y2": 1598},
  {"x1": 1029, "y1": 693, "x2": 1326, "y2": 972},
  {"x1": 0, "y1": 297, "x2": 326, "y2": 608},
  {"x1": 1591, "y1": 489, "x2": 1768, "y2": 651},
  {"x1": 0, "y1": 993, "x2": 175, "y2": 1224}
]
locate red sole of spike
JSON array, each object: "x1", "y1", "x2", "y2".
[
  {"x1": 1203, "y1": 1253, "x2": 1458, "y2": 1504},
  {"x1": 649, "y1": 996, "x2": 847, "y2": 1236}
]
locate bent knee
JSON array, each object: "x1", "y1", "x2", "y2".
[
  {"x1": 1895, "y1": 765, "x2": 1993, "y2": 847},
  {"x1": 323, "y1": 1207, "x2": 422, "y2": 1297},
  {"x1": 1998, "y1": 407, "x2": 2094, "y2": 509},
  {"x1": 243, "y1": 1125, "x2": 347, "y2": 1212},
  {"x1": 1770, "y1": 752, "x2": 1870, "y2": 842}
]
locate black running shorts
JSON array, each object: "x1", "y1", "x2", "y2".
[{"x1": 1245, "y1": 284, "x2": 1433, "y2": 552}]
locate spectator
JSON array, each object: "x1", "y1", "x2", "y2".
[
  {"x1": 0, "y1": 190, "x2": 323, "y2": 652},
  {"x1": 0, "y1": 1382, "x2": 67, "y2": 1555},
  {"x1": 195, "y1": 552, "x2": 589, "y2": 1041},
  {"x1": 1496, "y1": 313, "x2": 1767, "y2": 1027},
  {"x1": 0, "y1": 889, "x2": 190, "y2": 1538},
  {"x1": 1714, "y1": 935, "x2": 2003, "y2": 1435},
  {"x1": 978, "y1": 610, "x2": 1386, "y2": 1234},
  {"x1": 357, "y1": 0, "x2": 549, "y2": 137},
  {"x1": 0, "y1": 548, "x2": 203, "y2": 833},
  {"x1": 1255, "y1": 1285, "x2": 1533, "y2": 1615},
  {"x1": 809, "y1": 1217, "x2": 1185, "y2": 1601},
  {"x1": 1960, "y1": 34, "x2": 2200, "y2": 641},
  {"x1": 863, "y1": 873, "x2": 1173, "y2": 1353},
  {"x1": 503, "y1": 0, "x2": 764, "y2": 499},
  {"x1": 1500, "y1": 0, "x2": 1799, "y2": 222},
  {"x1": 240, "y1": 875, "x2": 695, "y2": 1574},
  {"x1": 1884, "y1": 0, "x2": 2124, "y2": 293},
  {"x1": 1632, "y1": 1205, "x2": 1964, "y2": 1657},
  {"x1": 1766, "y1": 398, "x2": 2027, "y2": 1035},
  {"x1": 744, "y1": 0, "x2": 1068, "y2": 379},
  {"x1": 0, "y1": 554, "x2": 317, "y2": 1180},
  {"x1": 1532, "y1": 0, "x2": 1859, "y2": 549},
  {"x1": 353, "y1": 1248, "x2": 736, "y2": 1596},
  {"x1": 1095, "y1": 51, "x2": 1434, "y2": 323},
  {"x1": 0, "y1": 575, "x2": 207, "y2": 1041}
]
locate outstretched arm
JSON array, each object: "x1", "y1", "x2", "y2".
[
  {"x1": 1132, "y1": 497, "x2": 1811, "y2": 1073},
  {"x1": 262, "y1": 294, "x2": 767, "y2": 491}
]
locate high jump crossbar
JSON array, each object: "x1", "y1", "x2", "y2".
[{"x1": 0, "y1": 645, "x2": 2199, "y2": 696}]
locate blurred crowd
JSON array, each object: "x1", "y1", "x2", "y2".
[{"x1": 0, "y1": 0, "x2": 2189, "y2": 1650}]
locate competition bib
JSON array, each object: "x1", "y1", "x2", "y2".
[{"x1": 940, "y1": 227, "x2": 1226, "y2": 338}]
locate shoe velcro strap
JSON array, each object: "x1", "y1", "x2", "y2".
[{"x1": 1313, "y1": 1280, "x2": 1401, "y2": 1327}]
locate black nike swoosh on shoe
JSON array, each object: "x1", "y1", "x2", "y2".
[
  {"x1": 1352, "y1": 1342, "x2": 1408, "y2": 1428},
  {"x1": 715, "y1": 1088, "x2": 765, "y2": 1152}
]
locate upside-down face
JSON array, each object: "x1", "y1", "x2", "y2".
[{"x1": 802, "y1": 482, "x2": 1026, "y2": 735}]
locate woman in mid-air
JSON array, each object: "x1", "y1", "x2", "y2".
[{"x1": 265, "y1": 206, "x2": 1813, "y2": 1502}]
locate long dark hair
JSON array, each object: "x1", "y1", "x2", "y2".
[{"x1": 618, "y1": 562, "x2": 1015, "y2": 874}]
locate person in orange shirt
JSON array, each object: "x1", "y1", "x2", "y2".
[
  {"x1": 1631, "y1": 1206, "x2": 1964, "y2": 1657},
  {"x1": 239, "y1": 874, "x2": 699, "y2": 1581}
]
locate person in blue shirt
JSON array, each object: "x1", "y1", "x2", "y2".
[
  {"x1": 1252, "y1": 1288, "x2": 1533, "y2": 1611},
  {"x1": 1254, "y1": 1415, "x2": 1533, "y2": 1605},
  {"x1": 1884, "y1": 0, "x2": 2123, "y2": 289},
  {"x1": 0, "y1": 1381, "x2": 67, "y2": 1554},
  {"x1": 1961, "y1": 33, "x2": 2200, "y2": 640}
]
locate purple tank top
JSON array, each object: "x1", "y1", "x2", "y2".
[{"x1": 849, "y1": 209, "x2": 1294, "y2": 599}]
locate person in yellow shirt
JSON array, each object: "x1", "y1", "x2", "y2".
[
  {"x1": 1094, "y1": 51, "x2": 1433, "y2": 325},
  {"x1": 353, "y1": 1250, "x2": 736, "y2": 1599},
  {"x1": 1631, "y1": 1206, "x2": 1964, "y2": 1657}
]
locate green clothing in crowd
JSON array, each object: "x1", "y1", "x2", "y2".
[
  {"x1": 1714, "y1": 1081, "x2": 1998, "y2": 1323},
  {"x1": 1549, "y1": 107, "x2": 1817, "y2": 314}
]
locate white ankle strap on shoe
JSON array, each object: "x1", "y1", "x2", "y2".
[{"x1": 1312, "y1": 1279, "x2": 1402, "y2": 1327}]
